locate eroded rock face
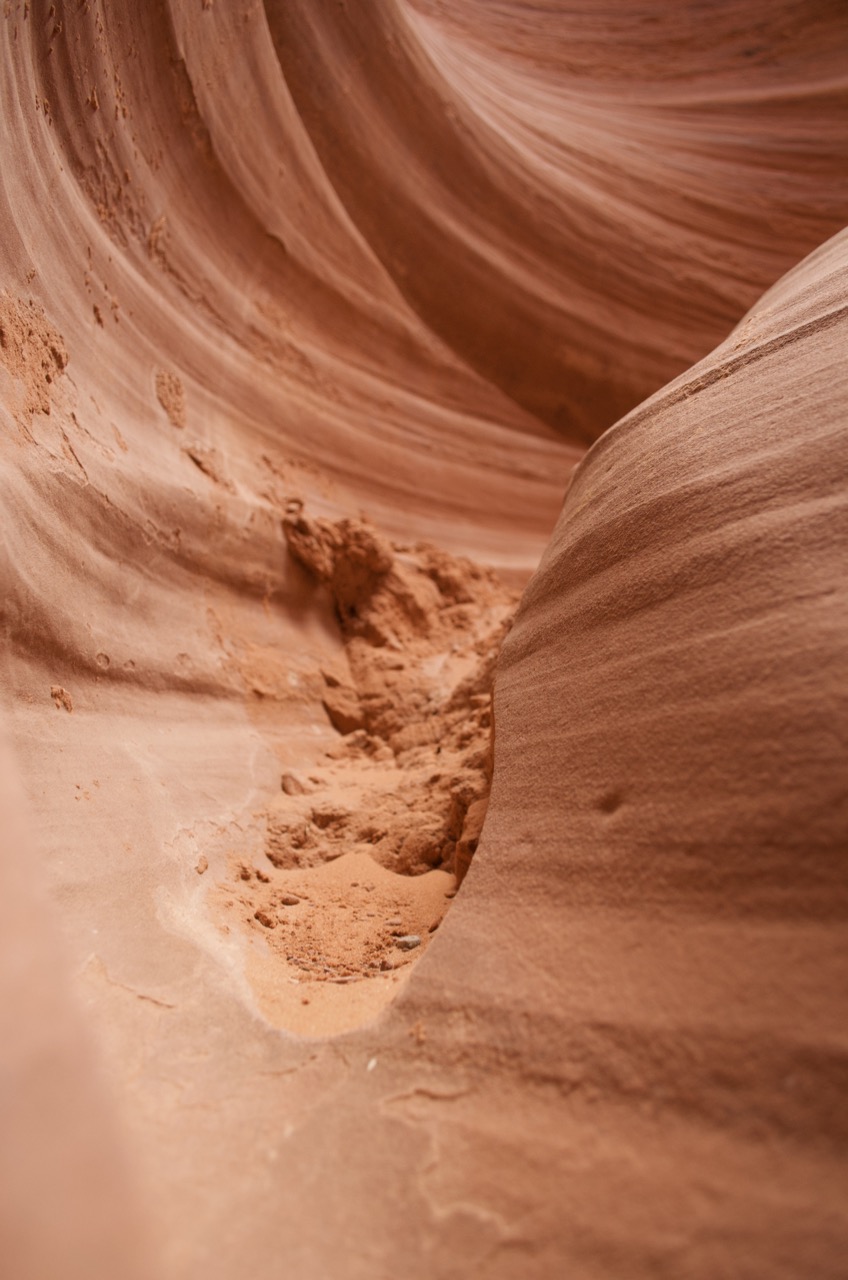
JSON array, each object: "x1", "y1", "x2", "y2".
[
  {"x1": 416, "y1": 227, "x2": 848, "y2": 1276},
  {"x1": 1, "y1": 2, "x2": 847, "y2": 1278},
  {"x1": 495, "y1": 230, "x2": 848, "y2": 907},
  {"x1": 207, "y1": 514, "x2": 509, "y2": 1033},
  {"x1": 265, "y1": 0, "x2": 848, "y2": 437}
]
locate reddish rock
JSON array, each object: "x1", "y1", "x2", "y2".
[{"x1": 1, "y1": 4, "x2": 847, "y2": 1279}]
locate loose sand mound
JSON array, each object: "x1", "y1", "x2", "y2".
[{"x1": 212, "y1": 513, "x2": 513, "y2": 1035}]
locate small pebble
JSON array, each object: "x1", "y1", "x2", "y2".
[
  {"x1": 395, "y1": 935, "x2": 421, "y2": 951},
  {"x1": 428, "y1": 920, "x2": 439, "y2": 933},
  {"x1": 254, "y1": 910, "x2": 275, "y2": 929},
  {"x1": 280, "y1": 895, "x2": 301, "y2": 906},
  {"x1": 195, "y1": 855, "x2": 208, "y2": 875}
]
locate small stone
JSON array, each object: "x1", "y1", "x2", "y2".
[
  {"x1": 428, "y1": 920, "x2": 439, "y2": 933},
  {"x1": 321, "y1": 685, "x2": 365, "y2": 735},
  {"x1": 281, "y1": 772, "x2": 306, "y2": 796},
  {"x1": 395, "y1": 935, "x2": 421, "y2": 951},
  {"x1": 195, "y1": 855, "x2": 208, "y2": 875},
  {"x1": 385, "y1": 918, "x2": 402, "y2": 927},
  {"x1": 50, "y1": 685, "x2": 73, "y2": 713},
  {"x1": 280, "y1": 895, "x2": 301, "y2": 907},
  {"x1": 254, "y1": 910, "x2": 275, "y2": 929},
  {"x1": 256, "y1": 869, "x2": 270, "y2": 883}
]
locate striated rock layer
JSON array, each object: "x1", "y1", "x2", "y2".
[
  {"x1": 265, "y1": 0, "x2": 848, "y2": 436},
  {"x1": 420, "y1": 227, "x2": 848, "y2": 1277},
  {"x1": 1, "y1": 1, "x2": 847, "y2": 1278}
]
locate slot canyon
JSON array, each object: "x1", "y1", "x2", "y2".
[{"x1": 1, "y1": 2, "x2": 847, "y2": 1277}]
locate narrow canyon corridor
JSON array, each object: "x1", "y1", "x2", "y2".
[{"x1": 1, "y1": 3, "x2": 847, "y2": 1277}]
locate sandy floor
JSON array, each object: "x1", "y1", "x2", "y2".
[{"x1": 236, "y1": 851, "x2": 454, "y2": 1036}]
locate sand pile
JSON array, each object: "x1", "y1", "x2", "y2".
[{"x1": 212, "y1": 511, "x2": 514, "y2": 1034}]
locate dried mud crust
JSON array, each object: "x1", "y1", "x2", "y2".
[{"x1": 213, "y1": 510, "x2": 516, "y2": 1011}]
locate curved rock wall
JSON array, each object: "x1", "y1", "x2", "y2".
[
  {"x1": 420, "y1": 228, "x2": 848, "y2": 1274},
  {"x1": 266, "y1": 0, "x2": 848, "y2": 435}
]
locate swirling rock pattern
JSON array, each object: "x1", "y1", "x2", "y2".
[
  {"x1": 0, "y1": 1, "x2": 846, "y2": 1277},
  {"x1": 266, "y1": 0, "x2": 848, "y2": 436},
  {"x1": 427, "y1": 228, "x2": 848, "y2": 1275}
]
